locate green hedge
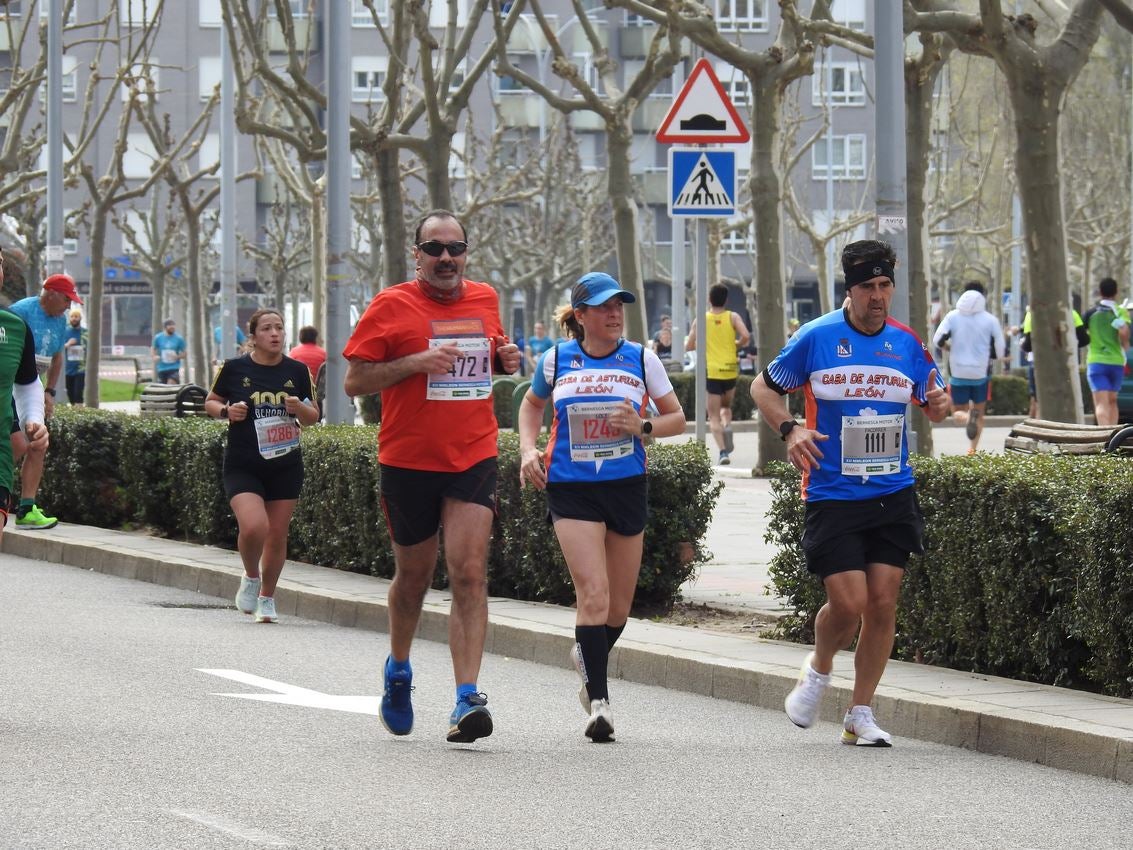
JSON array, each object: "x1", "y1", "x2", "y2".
[
  {"x1": 37, "y1": 409, "x2": 722, "y2": 612},
  {"x1": 664, "y1": 372, "x2": 756, "y2": 421},
  {"x1": 764, "y1": 454, "x2": 1133, "y2": 696}
]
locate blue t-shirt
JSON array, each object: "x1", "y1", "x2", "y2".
[
  {"x1": 9, "y1": 296, "x2": 67, "y2": 359},
  {"x1": 213, "y1": 326, "x2": 247, "y2": 348},
  {"x1": 530, "y1": 338, "x2": 673, "y2": 484},
  {"x1": 152, "y1": 331, "x2": 187, "y2": 374},
  {"x1": 764, "y1": 309, "x2": 942, "y2": 502},
  {"x1": 528, "y1": 335, "x2": 554, "y2": 361},
  {"x1": 64, "y1": 325, "x2": 87, "y2": 376}
]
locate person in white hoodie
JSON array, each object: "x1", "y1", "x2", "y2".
[{"x1": 932, "y1": 282, "x2": 1007, "y2": 453}]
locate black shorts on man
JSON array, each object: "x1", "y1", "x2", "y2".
[
  {"x1": 705, "y1": 378, "x2": 737, "y2": 396},
  {"x1": 801, "y1": 485, "x2": 924, "y2": 579},
  {"x1": 379, "y1": 457, "x2": 498, "y2": 547}
]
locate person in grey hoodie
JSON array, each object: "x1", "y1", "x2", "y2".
[{"x1": 932, "y1": 282, "x2": 1007, "y2": 453}]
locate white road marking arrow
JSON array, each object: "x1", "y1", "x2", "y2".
[{"x1": 198, "y1": 668, "x2": 379, "y2": 715}]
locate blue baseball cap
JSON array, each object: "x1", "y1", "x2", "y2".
[{"x1": 571, "y1": 272, "x2": 636, "y2": 308}]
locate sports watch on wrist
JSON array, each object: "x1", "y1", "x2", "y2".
[
  {"x1": 45, "y1": 388, "x2": 56, "y2": 397},
  {"x1": 779, "y1": 419, "x2": 799, "y2": 441},
  {"x1": 642, "y1": 419, "x2": 653, "y2": 436}
]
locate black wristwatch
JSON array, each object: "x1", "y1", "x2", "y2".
[
  {"x1": 219, "y1": 405, "x2": 229, "y2": 419},
  {"x1": 45, "y1": 388, "x2": 56, "y2": 397},
  {"x1": 779, "y1": 419, "x2": 798, "y2": 441},
  {"x1": 642, "y1": 420, "x2": 653, "y2": 436}
]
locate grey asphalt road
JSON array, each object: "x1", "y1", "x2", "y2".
[{"x1": 3, "y1": 554, "x2": 1131, "y2": 850}]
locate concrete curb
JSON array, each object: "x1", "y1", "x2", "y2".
[{"x1": 4, "y1": 526, "x2": 1131, "y2": 784}]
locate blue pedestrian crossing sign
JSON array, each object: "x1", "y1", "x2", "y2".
[{"x1": 669, "y1": 148, "x2": 736, "y2": 218}]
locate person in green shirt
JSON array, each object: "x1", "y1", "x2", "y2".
[{"x1": 1082, "y1": 277, "x2": 1131, "y2": 427}]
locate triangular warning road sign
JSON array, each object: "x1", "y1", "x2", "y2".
[{"x1": 656, "y1": 58, "x2": 750, "y2": 144}]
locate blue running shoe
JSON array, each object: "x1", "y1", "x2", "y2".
[
  {"x1": 380, "y1": 659, "x2": 414, "y2": 736},
  {"x1": 446, "y1": 692, "x2": 493, "y2": 743}
]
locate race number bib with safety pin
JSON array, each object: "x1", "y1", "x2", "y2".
[
  {"x1": 566, "y1": 401, "x2": 633, "y2": 464},
  {"x1": 841, "y1": 413, "x2": 903, "y2": 476},
  {"x1": 254, "y1": 414, "x2": 300, "y2": 460},
  {"x1": 425, "y1": 337, "x2": 492, "y2": 400},
  {"x1": 66, "y1": 345, "x2": 84, "y2": 362}
]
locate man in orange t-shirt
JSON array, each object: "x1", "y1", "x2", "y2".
[
  {"x1": 288, "y1": 325, "x2": 327, "y2": 380},
  {"x1": 344, "y1": 209, "x2": 520, "y2": 745}
]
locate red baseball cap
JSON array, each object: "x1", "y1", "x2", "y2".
[{"x1": 43, "y1": 273, "x2": 83, "y2": 304}]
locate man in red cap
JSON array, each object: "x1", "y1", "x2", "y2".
[{"x1": 7, "y1": 272, "x2": 82, "y2": 529}]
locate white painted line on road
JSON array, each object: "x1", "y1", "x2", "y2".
[
  {"x1": 167, "y1": 809, "x2": 291, "y2": 847},
  {"x1": 197, "y1": 668, "x2": 379, "y2": 715}
]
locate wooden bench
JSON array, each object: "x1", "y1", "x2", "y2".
[
  {"x1": 138, "y1": 383, "x2": 208, "y2": 418},
  {"x1": 98, "y1": 356, "x2": 155, "y2": 400},
  {"x1": 1004, "y1": 418, "x2": 1133, "y2": 455}
]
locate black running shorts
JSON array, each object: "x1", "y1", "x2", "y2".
[
  {"x1": 706, "y1": 378, "x2": 738, "y2": 396},
  {"x1": 223, "y1": 456, "x2": 304, "y2": 502},
  {"x1": 801, "y1": 485, "x2": 924, "y2": 579},
  {"x1": 379, "y1": 457, "x2": 498, "y2": 547},
  {"x1": 546, "y1": 475, "x2": 648, "y2": 537}
]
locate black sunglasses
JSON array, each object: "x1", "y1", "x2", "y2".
[{"x1": 416, "y1": 240, "x2": 468, "y2": 258}]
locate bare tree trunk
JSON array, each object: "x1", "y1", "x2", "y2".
[
  {"x1": 83, "y1": 212, "x2": 108, "y2": 409},
  {"x1": 311, "y1": 180, "x2": 326, "y2": 334},
  {"x1": 184, "y1": 225, "x2": 209, "y2": 382},
  {"x1": 905, "y1": 41, "x2": 950, "y2": 456},
  {"x1": 750, "y1": 77, "x2": 789, "y2": 470},
  {"x1": 377, "y1": 149, "x2": 406, "y2": 289},
  {"x1": 1011, "y1": 83, "x2": 1084, "y2": 422},
  {"x1": 606, "y1": 124, "x2": 648, "y2": 342}
]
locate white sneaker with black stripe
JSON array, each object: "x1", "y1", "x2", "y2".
[
  {"x1": 585, "y1": 698, "x2": 614, "y2": 742},
  {"x1": 841, "y1": 705, "x2": 892, "y2": 747},
  {"x1": 235, "y1": 575, "x2": 261, "y2": 614}
]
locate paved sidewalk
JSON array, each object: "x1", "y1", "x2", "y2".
[{"x1": 4, "y1": 512, "x2": 1131, "y2": 785}]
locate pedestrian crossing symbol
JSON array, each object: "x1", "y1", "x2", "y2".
[{"x1": 668, "y1": 148, "x2": 736, "y2": 218}]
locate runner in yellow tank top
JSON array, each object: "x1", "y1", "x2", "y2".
[{"x1": 685, "y1": 283, "x2": 751, "y2": 465}]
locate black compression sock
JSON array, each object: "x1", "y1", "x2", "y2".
[
  {"x1": 575, "y1": 624, "x2": 609, "y2": 702},
  {"x1": 605, "y1": 622, "x2": 626, "y2": 650}
]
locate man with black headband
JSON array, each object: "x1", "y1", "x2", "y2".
[
  {"x1": 751, "y1": 238, "x2": 950, "y2": 747},
  {"x1": 343, "y1": 209, "x2": 521, "y2": 745}
]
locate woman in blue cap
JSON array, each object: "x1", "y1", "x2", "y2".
[{"x1": 517, "y1": 272, "x2": 686, "y2": 742}]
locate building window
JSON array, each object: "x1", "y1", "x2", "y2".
[
  {"x1": 449, "y1": 131, "x2": 466, "y2": 180},
  {"x1": 812, "y1": 134, "x2": 866, "y2": 181},
  {"x1": 199, "y1": 132, "x2": 220, "y2": 178},
  {"x1": 198, "y1": 56, "x2": 220, "y2": 101},
  {"x1": 715, "y1": 0, "x2": 767, "y2": 32},
  {"x1": 2, "y1": 2, "x2": 22, "y2": 15},
  {"x1": 497, "y1": 54, "x2": 530, "y2": 92},
  {"x1": 199, "y1": 0, "x2": 221, "y2": 27},
  {"x1": 351, "y1": 57, "x2": 388, "y2": 103},
  {"x1": 122, "y1": 62, "x2": 159, "y2": 103},
  {"x1": 120, "y1": 0, "x2": 159, "y2": 27},
  {"x1": 831, "y1": 0, "x2": 866, "y2": 32},
  {"x1": 428, "y1": 0, "x2": 468, "y2": 28},
  {"x1": 625, "y1": 59, "x2": 671, "y2": 97},
  {"x1": 353, "y1": 0, "x2": 388, "y2": 26},
  {"x1": 716, "y1": 63, "x2": 749, "y2": 106},
  {"x1": 624, "y1": 11, "x2": 649, "y2": 26},
  {"x1": 812, "y1": 62, "x2": 866, "y2": 107},
  {"x1": 720, "y1": 216, "x2": 752, "y2": 254},
  {"x1": 40, "y1": 56, "x2": 78, "y2": 102},
  {"x1": 268, "y1": 1, "x2": 308, "y2": 19},
  {"x1": 577, "y1": 133, "x2": 603, "y2": 171},
  {"x1": 40, "y1": 1, "x2": 77, "y2": 23},
  {"x1": 123, "y1": 133, "x2": 158, "y2": 179},
  {"x1": 573, "y1": 52, "x2": 603, "y2": 94}
]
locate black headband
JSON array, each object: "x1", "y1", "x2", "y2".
[{"x1": 845, "y1": 260, "x2": 895, "y2": 288}]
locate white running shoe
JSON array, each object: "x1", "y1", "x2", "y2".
[
  {"x1": 254, "y1": 596, "x2": 277, "y2": 624},
  {"x1": 235, "y1": 575, "x2": 261, "y2": 614},
  {"x1": 569, "y1": 643, "x2": 590, "y2": 714},
  {"x1": 841, "y1": 705, "x2": 892, "y2": 747},
  {"x1": 784, "y1": 652, "x2": 831, "y2": 728},
  {"x1": 585, "y1": 698, "x2": 614, "y2": 742}
]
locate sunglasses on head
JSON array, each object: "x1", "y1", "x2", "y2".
[{"x1": 416, "y1": 240, "x2": 468, "y2": 258}]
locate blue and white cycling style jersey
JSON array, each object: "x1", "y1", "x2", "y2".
[
  {"x1": 530, "y1": 338, "x2": 673, "y2": 484},
  {"x1": 764, "y1": 309, "x2": 944, "y2": 502}
]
